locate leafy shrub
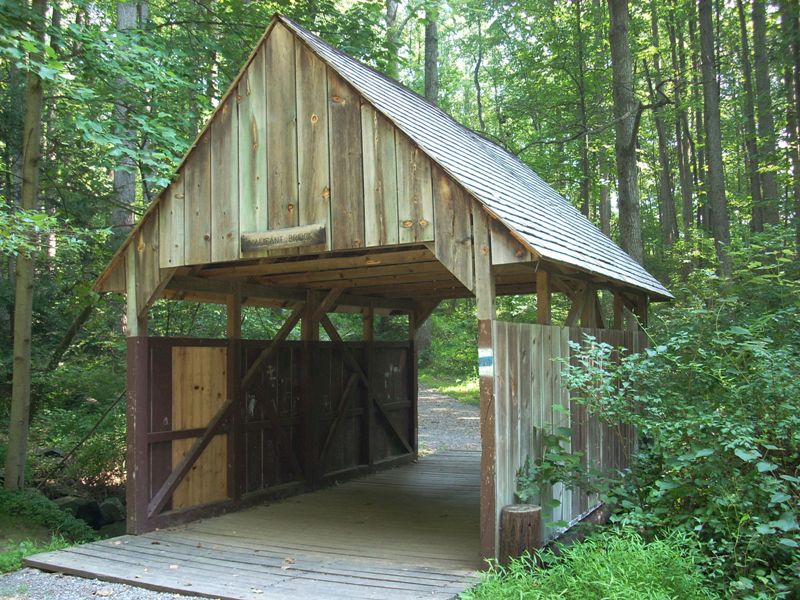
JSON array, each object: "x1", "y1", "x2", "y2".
[
  {"x1": 561, "y1": 235, "x2": 800, "y2": 598},
  {"x1": 462, "y1": 528, "x2": 717, "y2": 599},
  {"x1": 0, "y1": 537, "x2": 69, "y2": 573},
  {"x1": 0, "y1": 489, "x2": 96, "y2": 543}
]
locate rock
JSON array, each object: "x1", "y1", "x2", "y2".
[
  {"x1": 54, "y1": 496, "x2": 103, "y2": 528},
  {"x1": 99, "y1": 497, "x2": 126, "y2": 525},
  {"x1": 36, "y1": 447, "x2": 65, "y2": 458}
]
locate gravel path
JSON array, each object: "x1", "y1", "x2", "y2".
[
  {"x1": 418, "y1": 386, "x2": 480, "y2": 454},
  {"x1": 1, "y1": 387, "x2": 477, "y2": 599}
]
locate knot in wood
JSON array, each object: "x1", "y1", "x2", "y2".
[{"x1": 310, "y1": 113, "x2": 319, "y2": 124}]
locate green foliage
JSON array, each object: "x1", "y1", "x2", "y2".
[
  {"x1": 0, "y1": 488, "x2": 96, "y2": 544},
  {"x1": 461, "y1": 528, "x2": 717, "y2": 600},
  {"x1": 516, "y1": 429, "x2": 589, "y2": 525},
  {"x1": 561, "y1": 233, "x2": 800, "y2": 598},
  {"x1": 0, "y1": 537, "x2": 69, "y2": 574}
]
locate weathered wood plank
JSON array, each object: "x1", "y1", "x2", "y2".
[
  {"x1": 490, "y1": 219, "x2": 531, "y2": 265},
  {"x1": 328, "y1": 68, "x2": 365, "y2": 249},
  {"x1": 183, "y1": 133, "x2": 212, "y2": 265},
  {"x1": 296, "y1": 40, "x2": 330, "y2": 250},
  {"x1": 266, "y1": 23, "x2": 299, "y2": 239},
  {"x1": 396, "y1": 132, "x2": 433, "y2": 243},
  {"x1": 211, "y1": 93, "x2": 239, "y2": 262},
  {"x1": 362, "y1": 105, "x2": 399, "y2": 247},
  {"x1": 241, "y1": 223, "x2": 326, "y2": 252},
  {"x1": 158, "y1": 175, "x2": 185, "y2": 268},
  {"x1": 432, "y1": 165, "x2": 473, "y2": 290},
  {"x1": 237, "y1": 46, "x2": 268, "y2": 238},
  {"x1": 134, "y1": 214, "x2": 163, "y2": 317}
]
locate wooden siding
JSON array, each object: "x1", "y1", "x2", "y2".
[
  {"x1": 491, "y1": 322, "x2": 646, "y2": 541},
  {"x1": 171, "y1": 346, "x2": 229, "y2": 509},
  {"x1": 130, "y1": 336, "x2": 415, "y2": 533},
  {"x1": 105, "y1": 23, "x2": 504, "y2": 293}
]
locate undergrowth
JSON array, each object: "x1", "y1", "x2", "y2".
[{"x1": 461, "y1": 529, "x2": 717, "y2": 600}]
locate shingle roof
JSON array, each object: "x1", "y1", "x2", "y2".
[{"x1": 280, "y1": 16, "x2": 672, "y2": 300}]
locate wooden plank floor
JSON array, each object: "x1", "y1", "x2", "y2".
[{"x1": 26, "y1": 451, "x2": 481, "y2": 599}]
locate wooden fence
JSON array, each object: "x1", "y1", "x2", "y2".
[
  {"x1": 127, "y1": 336, "x2": 415, "y2": 533},
  {"x1": 491, "y1": 322, "x2": 647, "y2": 541}
]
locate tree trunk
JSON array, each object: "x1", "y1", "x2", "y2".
[
  {"x1": 668, "y1": 10, "x2": 694, "y2": 239},
  {"x1": 699, "y1": 0, "x2": 732, "y2": 276},
  {"x1": 598, "y1": 153, "x2": 611, "y2": 236},
  {"x1": 6, "y1": 0, "x2": 47, "y2": 491},
  {"x1": 781, "y1": 0, "x2": 800, "y2": 253},
  {"x1": 607, "y1": 0, "x2": 643, "y2": 264},
  {"x1": 648, "y1": 0, "x2": 678, "y2": 246},
  {"x1": 736, "y1": 0, "x2": 764, "y2": 232},
  {"x1": 575, "y1": 0, "x2": 591, "y2": 218},
  {"x1": 474, "y1": 19, "x2": 485, "y2": 130},
  {"x1": 752, "y1": 0, "x2": 781, "y2": 227},
  {"x1": 689, "y1": 1, "x2": 708, "y2": 232},
  {"x1": 385, "y1": 0, "x2": 401, "y2": 79},
  {"x1": 112, "y1": 2, "x2": 148, "y2": 245},
  {"x1": 424, "y1": 3, "x2": 439, "y2": 104}
]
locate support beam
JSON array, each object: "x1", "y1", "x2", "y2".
[
  {"x1": 565, "y1": 283, "x2": 587, "y2": 326},
  {"x1": 319, "y1": 315, "x2": 414, "y2": 455},
  {"x1": 165, "y1": 275, "x2": 413, "y2": 313},
  {"x1": 125, "y1": 246, "x2": 146, "y2": 336},
  {"x1": 536, "y1": 269, "x2": 551, "y2": 325},
  {"x1": 147, "y1": 397, "x2": 233, "y2": 518},
  {"x1": 362, "y1": 304, "x2": 374, "y2": 342},
  {"x1": 242, "y1": 304, "x2": 304, "y2": 388},
  {"x1": 302, "y1": 290, "x2": 320, "y2": 341},
  {"x1": 613, "y1": 291, "x2": 624, "y2": 329},
  {"x1": 473, "y1": 203, "x2": 498, "y2": 560}
]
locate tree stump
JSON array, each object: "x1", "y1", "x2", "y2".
[{"x1": 499, "y1": 504, "x2": 542, "y2": 565}]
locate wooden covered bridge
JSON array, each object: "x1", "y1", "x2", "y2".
[{"x1": 29, "y1": 14, "x2": 670, "y2": 599}]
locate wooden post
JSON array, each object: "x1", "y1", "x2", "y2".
[
  {"x1": 302, "y1": 290, "x2": 319, "y2": 486},
  {"x1": 473, "y1": 204, "x2": 497, "y2": 560},
  {"x1": 635, "y1": 294, "x2": 649, "y2": 328},
  {"x1": 613, "y1": 291, "x2": 623, "y2": 330},
  {"x1": 363, "y1": 304, "x2": 374, "y2": 467},
  {"x1": 226, "y1": 286, "x2": 243, "y2": 500},
  {"x1": 126, "y1": 337, "x2": 150, "y2": 534},
  {"x1": 125, "y1": 245, "x2": 147, "y2": 336},
  {"x1": 499, "y1": 504, "x2": 542, "y2": 565},
  {"x1": 362, "y1": 304, "x2": 374, "y2": 342},
  {"x1": 536, "y1": 270, "x2": 551, "y2": 325},
  {"x1": 302, "y1": 290, "x2": 320, "y2": 341}
]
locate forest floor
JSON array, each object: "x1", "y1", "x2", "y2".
[{"x1": 0, "y1": 386, "x2": 476, "y2": 600}]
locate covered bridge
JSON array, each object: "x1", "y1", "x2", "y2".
[{"x1": 40, "y1": 13, "x2": 670, "y2": 595}]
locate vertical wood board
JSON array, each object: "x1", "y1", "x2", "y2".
[
  {"x1": 432, "y1": 166, "x2": 474, "y2": 290},
  {"x1": 396, "y1": 132, "x2": 434, "y2": 243},
  {"x1": 296, "y1": 41, "x2": 331, "y2": 250},
  {"x1": 210, "y1": 93, "x2": 240, "y2": 262},
  {"x1": 183, "y1": 134, "x2": 212, "y2": 265},
  {"x1": 158, "y1": 175, "x2": 185, "y2": 268},
  {"x1": 237, "y1": 46, "x2": 268, "y2": 238},
  {"x1": 265, "y1": 23, "x2": 299, "y2": 238},
  {"x1": 361, "y1": 105, "x2": 399, "y2": 247},
  {"x1": 171, "y1": 346, "x2": 229, "y2": 509},
  {"x1": 328, "y1": 69, "x2": 365, "y2": 249}
]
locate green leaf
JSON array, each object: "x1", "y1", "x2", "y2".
[
  {"x1": 694, "y1": 448, "x2": 714, "y2": 458},
  {"x1": 769, "y1": 514, "x2": 799, "y2": 532},
  {"x1": 769, "y1": 492, "x2": 791, "y2": 505},
  {"x1": 756, "y1": 461, "x2": 778, "y2": 473},
  {"x1": 778, "y1": 538, "x2": 798, "y2": 549},
  {"x1": 734, "y1": 448, "x2": 761, "y2": 462},
  {"x1": 756, "y1": 524, "x2": 775, "y2": 535}
]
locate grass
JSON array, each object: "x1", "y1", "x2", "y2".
[
  {"x1": 419, "y1": 372, "x2": 480, "y2": 405},
  {"x1": 461, "y1": 528, "x2": 718, "y2": 600}
]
